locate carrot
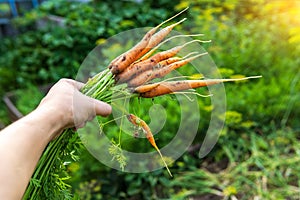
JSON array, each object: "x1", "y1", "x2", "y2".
[
  {"x1": 109, "y1": 8, "x2": 189, "y2": 74},
  {"x1": 126, "y1": 52, "x2": 207, "y2": 87},
  {"x1": 139, "y1": 36, "x2": 210, "y2": 63},
  {"x1": 124, "y1": 57, "x2": 183, "y2": 86},
  {"x1": 135, "y1": 18, "x2": 187, "y2": 60},
  {"x1": 116, "y1": 45, "x2": 183, "y2": 83},
  {"x1": 116, "y1": 40, "x2": 200, "y2": 83},
  {"x1": 156, "y1": 56, "x2": 183, "y2": 66},
  {"x1": 126, "y1": 69, "x2": 153, "y2": 87},
  {"x1": 139, "y1": 76, "x2": 262, "y2": 98},
  {"x1": 134, "y1": 82, "x2": 161, "y2": 93},
  {"x1": 109, "y1": 27, "x2": 156, "y2": 74},
  {"x1": 127, "y1": 114, "x2": 172, "y2": 177},
  {"x1": 151, "y1": 52, "x2": 208, "y2": 79},
  {"x1": 126, "y1": 114, "x2": 140, "y2": 126},
  {"x1": 126, "y1": 56, "x2": 183, "y2": 87},
  {"x1": 144, "y1": 39, "x2": 200, "y2": 66}
]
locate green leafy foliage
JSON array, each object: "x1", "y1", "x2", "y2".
[
  {"x1": 13, "y1": 85, "x2": 44, "y2": 115},
  {"x1": 108, "y1": 140, "x2": 127, "y2": 171}
]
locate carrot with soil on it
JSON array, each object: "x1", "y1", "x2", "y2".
[
  {"x1": 151, "y1": 52, "x2": 208, "y2": 80},
  {"x1": 138, "y1": 35, "x2": 210, "y2": 62},
  {"x1": 125, "y1": 56, "x2": 184, "y2": 87},
  {"x1": 109, "y1": 8, "x2": 189, "y2": 74},
  {"x1": 126, "y1": 69, "x2": 154, "y2": 87},
  {"x1": 126, "y1": 114, "x2": 172, "y2": 177},
  {"x1": 126, "y1": 52, "x2": 207, "y2": 87},
  {"x1": 133, "y1": 82, "x2": 161, "y2": 93},
  {"x1": 139, "y1": 76, "x2": 262, "y2": 98},
  {"x1": 109, "y1": 27, "x2": 156, "y2": 74},
  {"x1": 116, "y1": 40, "x2": 201, "y2": 83},
  {"x1": 156, "y1": 56, "x2": 183, "y2": 67}
]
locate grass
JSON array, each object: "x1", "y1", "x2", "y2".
[{"x1": 171, "y1": 126, "x2": 300, "y2": 199}]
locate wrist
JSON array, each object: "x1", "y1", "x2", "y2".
[{"x1": 31, "y1": 106, "x2": 66, "y2": 141}]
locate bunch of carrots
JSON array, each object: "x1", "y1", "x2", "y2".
[{"x1": 24, "y1": 8, "x2": 260, "y2": 199}]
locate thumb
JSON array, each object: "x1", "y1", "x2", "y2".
[{"x1": 91, "y1": 98, "x2": 112, "y2": 117}]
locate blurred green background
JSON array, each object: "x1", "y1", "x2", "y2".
[{"x1": 0, "y1": 0, "x2": 299, "y2": 199}]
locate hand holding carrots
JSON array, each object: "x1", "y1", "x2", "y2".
[{"x1": 37, "y1": 79, "x2": 112, "y2": 139}]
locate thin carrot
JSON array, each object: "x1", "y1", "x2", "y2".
[
  {"x1": 124, "y1": 57, "x2": 183, "y2": 87},
  {"x1": 126, "y1": 52, "x2": 207, "y2": 87},
  {"x1": 126, "y1": 69, "x2": 153, "y2": 87},
  {"x1": 156, "y1": 56, "x2": 183, "y2": 66},
  {"x1": 126, "y1": 114, "x2": 139, "y2": 126},
  {"x1": 139, "y1": 35, "x2": 210, "y2": 62},
  {"x1": 116, "y1": 40, "x2": 200, "y2": 83},
  {"x1": 135, "y1": 18, "x2": 187, "y2": 59},
  {"x1": 116, "y1": 45, "x2": 183, "y2": 83},
  {"x1": 126, "y1": 59, "x2": 177, "y2": 87},
  {"x1": 127, "y1": 114, "x2": 172, "y2": 177},
  {"x1": 109, "y1": 8, "x2": 189, "y2": 74},
  {"x1": 109, "y1": 27, "x2": 156, "y2": 74},
  {"x1": 145, "y1": 39, "x2": 200, "y2": 66},
  {"x1": 133, "y1": 82, "x2": 161, "y2": 93},
  {"x1": 139, "y1": 76, "x2": 262, "y2": 98},
  {"x1": 151, "y1": 52, "x2": 208, "y2": 80}
]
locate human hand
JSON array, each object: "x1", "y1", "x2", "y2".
[{"x1": 36, "y1": 78, "x2": 112, "y2": 138}]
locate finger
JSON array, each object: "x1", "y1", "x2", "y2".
[
  {"x1": 73, "y1": 81, "x2": 85, "y2": 90},
  {"x1": 63, "y1": 79, "x2": 85, "y2": 90},
  {"x1": 93, "y1": 99, "x2": 112, "y2": 117}
]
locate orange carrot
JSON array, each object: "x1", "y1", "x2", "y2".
[
  {"x1": 116, "y1": 45, "x2": 183, "y2": 83},
  {"x1": 155, "y1": 56, "x2": 183, "y2": 67},
  {"x1": 138, "y1": 34, "x2": 209, "y2": 62},
  {"x1": 109, "y1": 27, "x2": 156, "y2": 74},
  {"x1": 135, "y1": 18, "x2": 186, "y2": 60},
  {"x1": 116, "y1": 40, "x2": 200, "y2": 83},
  {"x1": 126, "y1": 114, "x2": 140, "y2": 126},
  {"x1": 126, "y1": 69, "x2": 153, "y2": 87},
  {"x1": 134, "y1": 82, "x2": 161, "y2": 93},
  {"x1": 127, "y1": 114, "x2": 172, "y2": 177},
  {"x1": 126, "y1": 52, "x2": 207, "y2": 87},
  {"x1": 139, "y1": 76, "x2": 262, "y2": 98},
  {"x1": 151, "y1": 52, "x2": 208, "y2": 80},
  {"x1": 109, "y1": 8, "x2": 189, "y2": 74},
  {"x1": 144, "y1": 39, "x2": 200, "y2": 67},
  {"x1": 124, "y1": 57, "x2": 183, "y2": 87},
  {"x1": 127, "y1": 57, "x2": 182, "y2": 87}
]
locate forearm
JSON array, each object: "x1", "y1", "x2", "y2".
[{"x1": 0, "y1": 108, "x2": 62, "y2": 199}]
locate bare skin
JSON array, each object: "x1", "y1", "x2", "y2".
[{"x1": 0, "y1": 79, "x2": 112, "y2": 200}]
